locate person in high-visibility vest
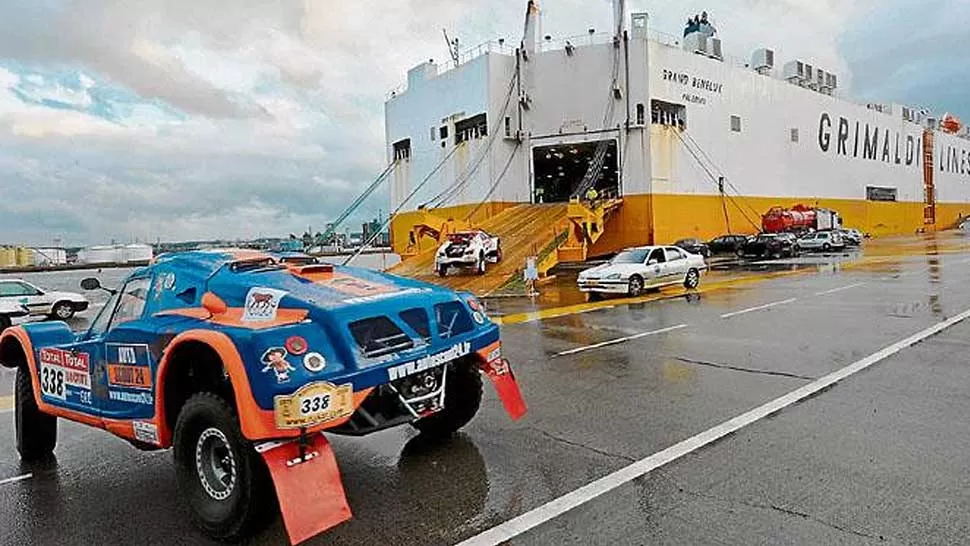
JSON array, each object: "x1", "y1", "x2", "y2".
[{"x1": 585, "y1": 187, "x2": 599, "y2": 204}]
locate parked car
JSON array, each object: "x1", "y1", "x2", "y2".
[
  {"x1": 738, "y1": 233, "x2": 799, "y2": 259},
  {"x1": 797, "y1": 230, "x2": 845, "y2": 252},
  {"x1": 577, "y1": 246, "x2": 707, "y2": 297},
  {"x1": 0, "y1": 250, "x2": 526, "y2": 543},
  {"x1": 434, "y1": 230, "x2": 502, "y2": 276},
  {"x1": 0, "y1": 300, "x2": 29, "y2": 332},
  {"x1": 673, "y1": 238, "x2": 711, "y2": 258},
  {"x1": 708, "y1": 234, "x2": 750, "y2": 255},
  {"x1": 0, "y1": 279, "x2": 89, "y2": 320}
]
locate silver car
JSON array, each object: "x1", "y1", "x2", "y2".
[{"x1": 796, "y1": 231, "x2": 845, "y2": 252}]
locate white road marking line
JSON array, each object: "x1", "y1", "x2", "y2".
[
  {"x1": 719, "y1": 298, "x2": 797, "y2": 319},
  {"x1": 0, "y1": 473, "x2": 32, "y2": 486},
  {"x1": 815, "y1": 282, "x2": 867, "y2": 296},
  {"x1": 455, "y1": 307, "x2": 970, "y2": 546},
  {"x1": 554, "y1": 324, "x2": 688, "y2": 357}
]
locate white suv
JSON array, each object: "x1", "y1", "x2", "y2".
[
  {"x1": 0, "y1": 279, "x2": 89, "y2": 320},
  {"x1": 434, "y1": 231, "x2": 502, "y2": 276}
]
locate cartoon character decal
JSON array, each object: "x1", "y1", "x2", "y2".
[{"x1": 261, "y1": 347, "x2": 296, "y2": 383}]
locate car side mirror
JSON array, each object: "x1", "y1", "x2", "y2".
[
  {"x1": 647, "y1": 259, "x2": 658, "y2": 265},
  {"x1": 201, "y1": 292, "x2": 228, "y2": 316},
  {"x1": 80, "y1": 278, "x2": 101, "y2": 291}
]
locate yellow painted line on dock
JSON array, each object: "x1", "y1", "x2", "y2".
[{"x1": 0, "y1": 395, "x2": 13, "y2": 413}]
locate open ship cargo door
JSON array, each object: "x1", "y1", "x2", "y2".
[{"x1": 532, "y1": 140, "x2": 620, "y2": 203}]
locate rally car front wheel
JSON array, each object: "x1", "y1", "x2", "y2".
[
  {"x1": 16, "y1": 365, "x2": 57, "y2": 462},
  {"x1": 173, "y1": 393, "x2": 275, "y2": 542},
  {"x1": 413, "y1": 361, "x2": 483, "y2": 438}
]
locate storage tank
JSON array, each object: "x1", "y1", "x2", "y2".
[
  {"x1": 79, "y1": 245, "x2": 118, "y2": 264},
  {"x1": 15, "y1": 247, "x2": 33, "y2": 266},
  {"x1": 123, "y1": 244, "x2": 153, "y2": 263},
  {"x1": 0, "y1": 247, "x2": 15, "y2": 267}
]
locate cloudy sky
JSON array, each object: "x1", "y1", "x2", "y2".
[{"x1": 0, "y1": 0, "x2": 964, "y2": 246}]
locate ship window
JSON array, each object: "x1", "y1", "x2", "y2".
[
  {"x1": 636, "y1": 103, "x2": 645, "y2": 125},
  {"x1": 731, "y1": 115, "x2": 742, "y2": 132},
  {"x1": 440, "y1": 125, "x2": 449, "y2": 140},
  {"x1": 505, "y1": 116, "x2": 512, "y2": 137},
  {"x1": 790, "y1": 128, "x2": 799, "y2": 142},
  {"x1": 455, "y1": 113, "x2": 488, "y2": 144},
  {"x1": 431, "y1": 127, "x2": 437, "y2": 141},
  {"x1": 392, "y1": 138, "x2": 411, "y2": 161},
  {"x1": 651, "y1": 100, "x2": 687, "y2": 130},
  {"x1": 867, "y1": 186, "x2": 897, "y2": 202}
]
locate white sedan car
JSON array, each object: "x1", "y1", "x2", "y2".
[
  {"x1": 577, "y1": 246, "x2": 707, "y2": 297},
  {"x1": 0, "y1": 279, "x2": 89, "y2": 320},
  {"x1": 434, "y1": 230, "x2": 502, "y2": 276}
]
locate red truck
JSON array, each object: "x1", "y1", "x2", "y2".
[{"x1": 762, "y1": 205, "x2": 842, "y2": 233}]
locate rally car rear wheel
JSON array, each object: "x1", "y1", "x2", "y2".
[
  {"x1": 173, "y1": 393, "x2": 275, "y2": 542},
  {"x1": 15, "y1": 365, "x2": 57, "y2": 462},
  {"x1": 413, "y1": 361, "x2": 483, "y2": 438}
]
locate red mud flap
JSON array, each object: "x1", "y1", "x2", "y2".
[
  {"x1": 256, "y1": 434, "x2": 352, "y2": 545},
  {"x1": 482, "y1": 358, "x2": 527, "y2": 420}
]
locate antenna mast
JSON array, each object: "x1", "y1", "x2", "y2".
[{"x1": 443, "y1": 29, "x2": 460, "y2": 68}]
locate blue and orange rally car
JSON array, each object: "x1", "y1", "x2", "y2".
[{"x1": 0, "y1": 250, "x2": 526, "y2": 544}]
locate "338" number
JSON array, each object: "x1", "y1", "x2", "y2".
[
  {"x1": 300, "y1": 394, "x2": 331, "y2": 415},
  {"x1": 41, "y1": 367, "x2": 65, "y2": 399}
]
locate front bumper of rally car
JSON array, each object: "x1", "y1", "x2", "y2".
[{"x1": 255, "y1": 340, "x2": 526, "y2": 545}]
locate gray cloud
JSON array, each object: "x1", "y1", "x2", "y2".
[
  {"x1": 0, "y1": 0, "x2": 961, "y2": 246},
  {"x1": 839, "y1": 0, "x2": 969, "y2": 118}
]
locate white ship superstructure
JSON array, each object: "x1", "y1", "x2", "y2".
[{"x1": 385, "y1": 0, "x2": 970, "y2": 266}]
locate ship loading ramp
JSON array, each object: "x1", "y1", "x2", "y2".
[
  {"x1": 389, "y1": 204, "x2": 570, "y2": 295},
  {"x1": 389, "y1": 198, "x2": 623, "y2": 296}
]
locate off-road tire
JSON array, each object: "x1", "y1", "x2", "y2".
[
  {"x1": 822, "y1": 243, "x2": 831, "y2": 252},
  {"x1": 413, "y1": 361, "x2": 483, "y2": 439},
  {"x1": 476, "y1": 253, "x2": 486, "y2": 275},
  {"x1": 495, "y1": 245, "x2": 503, "y2": 263},
  {"x1": 684, "y1": 268, "x2": 701, "y2": 289},
  {"x1": 628, "y1": 275, "x2": 644, "y2": 297},
  {"x1": 173, "y1": 393, "x2": 275, "y2": 542},
  {"x1": 16, "y1": 366, "x2": 57, "y2": 461},
  {"x1": 50, "y1": 301, "x2": 74, "y2": 320},
  {"x1": 0, "y1": 315, "x2": 11, "y2": 333},
  {"x1": 437, "y1": 264, "x2": 448, "y2": 278}
]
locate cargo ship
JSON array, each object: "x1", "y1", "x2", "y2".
[{"x1": 384, "y1": 0, "x2": 970, "y2": 287}]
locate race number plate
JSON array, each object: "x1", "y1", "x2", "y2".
[{"x1": 273, "y1": 382, "x2": 354, "y2": 430}]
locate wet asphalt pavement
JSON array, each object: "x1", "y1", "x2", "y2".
[{"x1": 4, "y1": 238, "x2": 970, "y2": 545}]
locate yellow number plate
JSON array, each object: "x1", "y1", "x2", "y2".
[{"x1": 273, "y1": 381, "x2": 354, "y2": 430}]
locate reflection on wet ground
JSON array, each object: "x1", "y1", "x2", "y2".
[{"x1": 485, "y1": 232, "x2": 970, "y2": 319}]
